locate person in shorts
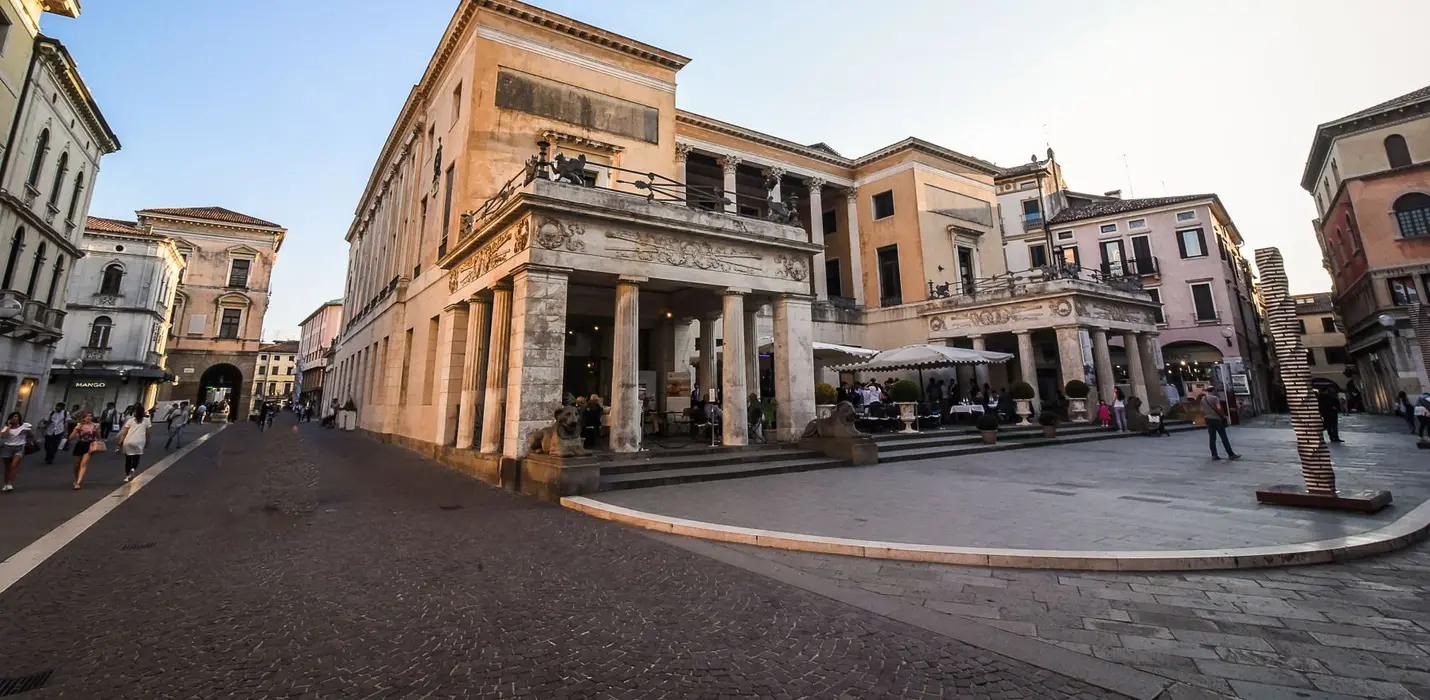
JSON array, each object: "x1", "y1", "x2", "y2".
[
  {"x1": 68, "y1": 411, "x2": 101, "y2": 490},
  {"x1": 0, "y1": 412, "x2": 34, "y2": 492}
]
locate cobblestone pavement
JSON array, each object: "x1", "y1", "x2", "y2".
[
  {"x1": 1244, "y1": 412, "x2": 1419, "y2": 436},
  {"x1": 0, "y1": 417, "x2": 1126, "y2": 699},
  {"x1": 592, "y1": 418, "x2": 1430, "y2": 551}
]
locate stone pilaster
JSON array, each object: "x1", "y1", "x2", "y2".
[
  {"x1": 970, "y1": 334, "x2": 990, "y2": 388},
  {"x1": 697, "y1": 313, "x2": 718, "y2": 401},
  {"x1": 674, "y1": 143, "x2": 693, "y2": 184},
  {"x1": 433, "y1": 303, "x2": 469, "y2": 447},
  {"x1": 773, "y1": 295, "x2": 815, "y2": 442},
  {"x1": 744, "y1": 307, "x2": 760, "y2": 399},
  {"x1": 480, "y1": 281, "x2": 513, "y2": 454},
  {"x1": 807, "y1": 178, "x2": 827, "y2": 300},
  {"x1": 456, "y1": 294, "x2": 491, "y2": 449},
  {"x1": 503, "y1": 266, "x2": 570, "y2": 458},
  {"x1": 1123, "y1": 331, "x2": 1148, "y2": 405},
  {"x1": 1054, "y1": 326, "x2": 1084, "y2": 396},
  {"x1": 721, "y1": 290, "x2": 749, "y2": 446},
  {"x1": 1014, "y1": 330, "x2": 1039, "y2": 409},
  {"x1": 609, "y1": 277, "x2": 643, "y2": 453},
  {"x1": 717, "y1": 155, "x2": 741, "y2": 214},
  {"x1": 843, "y1": 188, "x2": 864, "y2": 306},
  {"x1": 1090, "y1": 327, "x2": 1114, "y2": 406}
]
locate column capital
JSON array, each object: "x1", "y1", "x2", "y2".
[
  {"x1": 443, "y1": 301, "x2": 467, "y2": 313},
  {"x1": 1013, "y1": 329, "x2": 1032, "y2": 336},
  {"x1": 490, "y1": 279, "x2": 513, "y2": 292},
  {"x1": 617, "y1": 274, "x2": 648, "y2": 285},
  {"x1": 1122, "y1": 329, "x2": 1142, "y2": 338},
  {"x1": 966, "y1": 333, "x2": 985, "y2": 340},
  {"x1": 842, "y1": 187, "x2": 859, "y2": 203},
  {"x1": 674, "y1": 142, "x2": 694, "y2": 162},
  {"x1": 468, "y1": 290, "x2": 493, "y2": 304},
  {"x1": 717, "y1": 154, "x2": 742, "y2": 174},
  {"x1": 722, "y1": 286, "x2": 751, "y2": 296},
  {"x1": 766, "y1": 166, "x2": 786, "y2": 180},
  {"x1": 807, "y1": 177, "x2": 827, "y2": 191}
]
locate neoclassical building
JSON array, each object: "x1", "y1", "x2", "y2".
[{"x1": 331, "y1": 0, "x2": 1163, "y2": 495}]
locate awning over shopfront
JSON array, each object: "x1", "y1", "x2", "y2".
[
  {"x1": 830, "y1": 344, "x2": 1014, "y2": 373},
  {"x1": 756, "y1": 340, "x2": 878, "y2": 365}
]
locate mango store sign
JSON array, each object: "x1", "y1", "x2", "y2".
[{"x1": 73, "y1": 380, "x2": 108, "y2": 389}]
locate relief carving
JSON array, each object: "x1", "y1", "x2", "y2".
[
  {"x1": 775, "y1": 255, "x2": 809, "y2": 281},
  {"x1": 1049, "y1": 299, "x2": 1074, "y2": 317},
  {"x1": 513, "y1": 218, "x2": 531, "y2": 252},
  {"x1": 448, "y1": 229, "x2": 515, "y2": 293},
  {"x1": 604, "y1": 230, "x2": 762, "y2": 275},
  {"x1": 1076, "y1": 299, "x2": 1150, "y2": 325},
  {"x1": 534, "y1": 217, "x2": 586, "y2": 252}
]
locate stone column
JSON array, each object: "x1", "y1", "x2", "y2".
[
  {"x1": 1014, "y1": 330, "x2": 1039, "y2": 409},
  {"x1": 674, "y1": 143, "x2": 692, "y2": 184},
  {"x1": 1123, "y1": 331, "x2": 1148, "y2": 404},
  {"x1": 480, "y1": 281, "x2": 513, "y2": 454},
  {"x1": 434, "y1": 303, "x2": 469, "y2": 447},
  {"x1": 456, "y1": 294, "x2": 491, "y2": 449},
  {"x1": 503, "y1": 266, "x2": 570, "y2": 458},
  {"x1": 1139, "y1": 332, "x2": 1165, "y2": 409},
  {"x1": 970, "y1": 335, "x2": 991, "y2": 388},
  {"x1": 652, "y1": 320, "x2": 671, "y2": 414},
  {"x1": 717, "y1": 155, "x2": 741, "y2": 214},
  {"x1": 1054, "y1": 326, "x2": 1084, "y2": 396},
  {"x1": 807, "y1": 179, "x2": 827, "y2": 301},
  {"x1": 843, "y1": 188, "x2": 865, "y2": 306},
  {"x1": 609, "y1": 277, "x2": 643, "y2": 453},
  {"x1": 1090, "y1": 327, "x2": 1114, "y2": 406},
  {"x1": 697, "y1": 313, "x2": 718, "y2": 401},
  {"x1": 721, "y1": 290, "x2": 749, "y2": 446},
  {"x1": 744, "y1": 307, "x2": 761, "y2": 399},
  {"x1": 773, "y1": 295, "x2": 815, "y2": 442}
]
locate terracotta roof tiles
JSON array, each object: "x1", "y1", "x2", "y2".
[
  {"x1": 139, "y1": 206, "x2": 281, "y2": 229},
  {"x1": 1047, "y1": 194, "x2": 1215, "y2": 225}
]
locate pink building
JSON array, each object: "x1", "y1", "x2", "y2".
[
  {"x1": 1048, "y1": 194, "x2": 1272, "y2": 408},
  {"x1": 298, "y1": 299, "x2": 342, "y2": 406}
]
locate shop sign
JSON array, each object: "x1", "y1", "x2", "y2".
[{"x1": 73, "y1": 380, "x2": 108, "y2": 389}]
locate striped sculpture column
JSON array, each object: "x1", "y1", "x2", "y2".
[
  {"x1": 1409, "y1": 302, "x2": 1430, "y2": 389},
  {"x1": 1255, "y1": 247, "x2": 1335, "y2": 494}
]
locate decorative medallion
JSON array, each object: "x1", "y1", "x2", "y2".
[
  {"x1": 1050, "y1": 299, "x2": 1073, "y2": 317},
  {"x1": 775, "y1": 255, "x2": 809, "y2": 281},
  {"x1": 604, "y1": 230, "x2": 762, "y2": 274},
  {"x1": 929, "y1": 316, "x2": 946, "y2": 331},
  {"x1": 96, "y1": 295, "x2": 117, "y2": 307},
  {"x1": 534, "y1": 217, "x2": 586, "y2": 252}
]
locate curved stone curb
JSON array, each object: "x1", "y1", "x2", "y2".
[{"x1": 561, "y1": 495, "x2": 1430, "y2": 571}]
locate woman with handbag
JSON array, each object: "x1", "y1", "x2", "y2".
[
  {"x1": 69, "y1": 411, "x2": 102, "y2": 490},
  {"x1": 0, "y1": 412, "x2": 36, "y2": 492},
  {"x1": 115, "y1": 407, "x2": 151, "y2": 483}
]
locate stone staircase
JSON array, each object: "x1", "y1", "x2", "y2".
[
  {"x1": 873, "y1": 420, "x2": 1198, "y2": 463},
  {"x1": 597, "y1": 443, "x2": 845, "y2": 491}
]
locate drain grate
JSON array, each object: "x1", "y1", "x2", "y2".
[
  {"x1": 0, "y1": 669, "x2": 53, "y2": 696},
  {"x1": 120, "y1": 542, "x2": 155, "y2": 551},
  {"x1": 438, "y1": 504, "x2": 463, "y2": 511}
]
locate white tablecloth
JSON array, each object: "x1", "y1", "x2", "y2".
[{"x1": 948, "y1": 404, "x2": 986, "y2": 415}]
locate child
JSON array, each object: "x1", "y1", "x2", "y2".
[
  {"x1": 1146, "y1": 406, "x2": 1170, "y2": 437},
  {"x1": 1097, "y1": 399, "x2": 1111, "y2": 428}
]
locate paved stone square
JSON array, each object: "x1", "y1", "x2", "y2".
[{"x1": 592, "y1": 418, "x2": 1430, "y2": 551}]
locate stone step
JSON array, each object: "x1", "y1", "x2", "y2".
[
  {"x1": 599, "y1": 456, "x2": 847, "y2": 490},
  {"x1": 879, "y1": 423, "x2": 1201, "y2": 463},
  {"x1": 871, "y1": 422, "x2": 1133, "y2": 448},
  {"x1": 599, "y1": 446, "x2": 819, "y2": 475}
]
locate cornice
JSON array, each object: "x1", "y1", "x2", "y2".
[
  {"x1": 137, "y1": 211, "x2": 285, "y2": 236},
  {"x1": 474, "y1": 0, "x2": 689, "y2": 69},
  {"x1": 34, "y1": 36, "x2": 121, "y2": 154},
  {"x1": 677, "y1": 111, "x2": 852, "y2": 168},
  {"x1": 1301, "y1": 100, "x2": 1430, "y2": 192}
]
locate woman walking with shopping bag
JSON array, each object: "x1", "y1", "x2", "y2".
[
  {"x1": 116, "y1": 407, "x2": 151, "y2": 483},
  {"x1": 69, "y1": 411, "x2": 103, "y2": 490}
]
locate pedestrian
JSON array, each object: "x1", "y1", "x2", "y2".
[
  {"x1": 1145, "y1": 406, "x2": 1170, "y2": 437},
  {"x1": 68, "y1": 411, "x2": 102, "y2": 489},
  {"x1": 1396, "y1": 391, "x2": 1415, "y2": 433},
  {"x1": 264, "y1": 402, "x2": 275, "y2": 430},
  {"x1": 1416, "y1": 393, "x2": 1430, "y2": 440},
  {"x1": 99, "y1": 402, "x2": 117, "y2": 441},
  {"x1": 1318, "y1": 385, "x2": 1344, "y2": 444},
  {"x1": 42, "y1": 402, "x2": 68, "y2": 464},
  {"x1": 1200, "y1": 386, "x2": 1240, "y2": 460},
  {"x1": 583, "y1": 394, "x2": 604, "y2": 448},
  {"x1": 1, "y1": 412, "x2": 35, "y2": 492},
  {"x1": 1097, "y1": 399, "x2": 1111, "y2": 428},
  {"x1": 747, "y1": 392, "x2": 764, "y2": 443},
  {"x1": 195, "y1": 403, "x2": 208, "y2": 424},
  {"x1": 164, "y1": 401, "x2": 189, "y2": 449},
  {"x1": 1112, "y1": 388, "x2": 1128, "y2": 432},
  {"x1": 116, "y1": 407, "x2": 151, "y2": 483},
  {"x1": 258, "y1": 402, "x2": 271, "y2": 431}
]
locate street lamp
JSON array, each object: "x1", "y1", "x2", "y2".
[
  {"x1": 0, "y1": 296, "x2": 21, "y2": 321},
  {"x1": 1378, "y1": 314, "x2": 1397, "y2": 337},
  {"x1": 1221, "y1": 326, "x2": 1234, "y2": 347}
]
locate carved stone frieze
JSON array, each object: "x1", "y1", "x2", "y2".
[
  {"x1": 1075, "y1": 299, "x2": 1150, "y2": 325},
  {"x1": 448, "y1": 228, "x2": 516, "y2": 292},
  {"x1": 534, "y1": 217, "x2": 586, "y2": 252},
  {"x1": 775, "y1": 255, "x2": 809, "y2": 282},
  {"x1": 603, "y1": 230, "x2": 762, "y2": 274}
]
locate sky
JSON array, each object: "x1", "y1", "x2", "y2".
[{"x1": 47, "y1": 0, "x2": 1430, "y2": 341}]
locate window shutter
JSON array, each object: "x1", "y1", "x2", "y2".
[
  {"x1": 1196, "y1": 229, "x2": 1207, "y2": 257},
  {"x1": 1176, "y1": 231, "x2": 1188, "y2": 258}
]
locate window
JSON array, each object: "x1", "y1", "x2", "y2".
[
  {"x1": 876, "y1": 245, "x2": 901, "y2": 306},
  {"x1": 0, "y1": 10, "x2": 10, "y2": 54},
  {"x1": 1128, "y1": 218, "x2": 1146, "y2": 230},
  {"x1": 1130, "y1": 235, "x2": 1153, "y2": 274},
  {"x1": 451, "y1": 83, "x2": 462, "y2": 123},
  {"x1": 283, "y1": 382, "x2": 291, "y2": 396},
  {"x1": 1175, "y1": 210, "x2": 1196, "y2": 222},
  {"x1": 422, "y1": 316, "x2": 439, "y2": 405},
  {"x1": 1321, "y1": 317, "x2": 1337, "y2": 334},
  {"x1": 228, "y1": 259, "x2": 251, "y2": 288},
  {"x1": 24, "y1": 242, "x2": 45, "y2": 297},
  {"x1": 440, "y1": 165, "x2": 454, "y2": 256},
  {"x1": 288, "y1": 366, "x2": 295, "y2": 375},
  {"x1": 88, "y1": 316, "x2": 112, "y2": 348},
  {"x1": 178, "y1": 253, "x2": 189, "y2": 283},
  {"x1": 1385, "y1": 134, "x2": 1412, "y2": 169},
  {"x1": 2, "y1": 227, "x2": 23, "y2": 290},
  {"x1": 1190, "y1": 282, "x2": 1217, "y2": 321},
  {"x1": 1392, "y1": 193, "x2": 1430, "y2": 238},
  {"x1": 416, "y1": 197, "x2": 427, "y2": 276},
  {"x1": 1056, "y1": 230, "x2": 1074, "y2": 241},
  {"x1": 1021, "y1": 198, "x2": 1042, "y2": 228},
  {"x1": 1325, "y1": 346, "x2": 1349, "y2": 364},
  {"x1": 1177, "y1": 228, "x2": 1208, "y2": 258},
  {"x1": 1388, "y1": 276, "x2": 1419, "y2": 306},
  {"x1": 219, "y1": 308, "x2": 242, "y2": 339},
  {"x1": 26, "y1": 129, "x2": 47, "y2": 189},
  {"x1": 821, "y1": 209, "x2": 837, "y2": 234},
  {"x1": 99, "y1": 263, "x2": 123, "y2": 295},
  {"x1": 872, "y1": 190, "x2": 895, "y2": 220},
  {"x1": 257, "y1": 366, "x2": 267, "y2": 376},
  {"x1": 1058, "y1": 245, "x2": 1080, "y2": 267},
  {"x1": 1028, "y1": 243, "x2": 1048, "y2": 268},
  {"x1": 825, "y1": 258, "x2": 842, "y2": 297},
  {"x1": 1306, "y1": 349, "x2": 1317, "y2": 366},
  {"x1": 1099, "y1": 223, "x2": 1117, "y2": 234},
  {"x1": 1145, "y1": 288, "x2": 1165, "y2": 325},
  {"x1": 66, "y1": 172, "x2": 84, "y2": 223},
  {"x1": 399, "y1": 328, "x2": 414, "y2": 404},
  {"x1": 1295, "y1": 319, "x2": 1307, "y2": 334},
  {"x1": 47, "y1": 152, "x2": 68, "y2": 208},
  {"x1": 45, "y1": 256, "x2": 63, "y2": 306},
  {"x1": 259, "y1": 354, "x2": 268, "y2": 361},
  {"x1": 1019, "y1": 181, "x2": 1037, "y2": 190}
]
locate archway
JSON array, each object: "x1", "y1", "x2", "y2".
[
  {"x1": 196, "y1": 363, "x2": 244, "y2": 421},
  {"x1": 1161, "y1": 341, "x2": 1224, "y2": 396}
]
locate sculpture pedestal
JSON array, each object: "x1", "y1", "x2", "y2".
[
  {"x1": 520, "y1": 453, "x2": 600, "y2": 501},
  {"x1": 1255, "y1": 484, "x2": 1392, "y2": 514},
  {"x1": 799, "y1": 435, "x2": 878, "y2": 466}
]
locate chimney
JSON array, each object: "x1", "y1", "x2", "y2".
[{"x1": 1103, "y1": 189, "x2": 1122, "y2": 199}]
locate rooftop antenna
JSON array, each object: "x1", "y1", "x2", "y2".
[{"x1": 1122, "y1": 153, "x2": 1134, "y2": 198}]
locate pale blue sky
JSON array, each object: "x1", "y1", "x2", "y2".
[{"x1": 47, "y1": 1, "x2": 1429, "y2": 340}]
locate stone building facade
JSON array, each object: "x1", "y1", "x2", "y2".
[
  {"x1": 1293, "y1": 292, "x2": 1349, "y2": 391},
  {"x1": 0, "y1": 33, "x2": 118, "y2": 423},
  {"x1": 1303, "y1": 84, "x2": 1430, "y2": 413},
  {"x1": 0, "y1": 1, "x2": 80, "y2": 168},
  {"x1": 253, "y1": 340, "x2": 297, "y2": 404},
  {"x1": 50, "y1": 216, "x2": 182, "y2": 412},
  {"x1": 297, "y1": 299, "x2": 341, "y2": 407}
]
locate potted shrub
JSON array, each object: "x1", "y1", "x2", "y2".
[
  {"x1": 815, "y1": 382, "x2": 837, "y2": 419},
  {"x1": 1064, "y1": 380, "x2": 1090, "y2": 423},
  {"x1": 1038, "y1": 410, "x2": 1060, "y2": 438},
  {"x1": 976, "y1": 408, "x2": 1000, "y2": 444},
  {"x1": 1009, "y1": 381, "x2": 1036, "y2": 425},
  {"x1": 889, "y1": 379, "x2": 921, "y2": 433},
  {"x1": 338, "y1": 398, "x2": 358, "y2": 431}
]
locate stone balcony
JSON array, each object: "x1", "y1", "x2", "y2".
[{"x1": 919, "y1": 268, "x2": 1161, "y2": 339}]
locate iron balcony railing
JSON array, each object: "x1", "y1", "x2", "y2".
[
  {"x1": 927, "y1": 261, "x2": 1145, "y2": 302},
  {"x1": 1098, "y1": 257, "x2": 1160, "y2": 279},
  {"x1": 1021, "y1": 214, "x2": 1043, "y2": 231}
]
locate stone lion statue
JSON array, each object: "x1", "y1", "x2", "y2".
[
  {"x1": 802, "y1": 401, "x2": 864, "y2": 439},
  {"x1": 528, "y1": 405, "x2": 587, "y2": 457}
]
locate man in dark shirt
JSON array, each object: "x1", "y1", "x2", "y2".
[
  {"x1": 1200, "y1": 387, "x2": 1240, "y2": 460},
  {"x1": 1317, "y1": 386, "x2": 1344, "y2": 443}
]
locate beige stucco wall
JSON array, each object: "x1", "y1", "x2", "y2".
[{"x1": 1313, "y1": 117, "x2": 1430, "y2": 214}]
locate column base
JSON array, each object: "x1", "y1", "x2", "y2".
[
  {"x1": 520, "y1": 453, "x2": 601, "y2": 501},
  {"x1": 1254, "y1": 484, "x2": 1392, "y2": 514}
]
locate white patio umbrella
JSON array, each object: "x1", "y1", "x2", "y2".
[
  {"x1": 830, "y1": 343, "x2": 1014, "y2": 400},
  {"x1": 755, "y1": 339, "x2": 879, "y2": 365}
]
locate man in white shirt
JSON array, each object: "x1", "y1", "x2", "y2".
[
  {"x1": 42, "y1": 402, "x2": 68, "y2": 464},
  {"x1": 164, "y1": 401, "x2": 190, "y2": 450}
]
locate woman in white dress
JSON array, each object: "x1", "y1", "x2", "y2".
[{"x1": 116, "y1": 406, "x2": 152, "y2": 483}]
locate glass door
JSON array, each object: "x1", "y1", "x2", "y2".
[{"x1": 1099, "y1": 239, "x2": 1126, "y2": 277}]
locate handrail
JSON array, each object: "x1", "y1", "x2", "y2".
[{"x1": 927, "y1": 261, "x2": 1144, "y2": 302}]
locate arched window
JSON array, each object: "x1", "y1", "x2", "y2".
[
  {"x1": 65, "y1": 171, "x2": 84, "y2": 223},
  {"x1": 45, "y1": 255, "x2": 63, "y2": 306},
  {"x1": 26, "y1": 129, "x2": 48, "y2": 188},
  {"x1": 1394, "y1": 193, "x2": 1430, "y2": 238},
  {"x1": 99, "y1": 263, "x2": 123, "y2": 295},
  {"x1": 2, "y1": 228, "x2": 24, "y2": 291},
  {"x1": 1386, "y1": 134, "x2": 1412, "y2": 169},
  {"x1": 47, "y1": 151, "x2": 68, "y2": 207},
  {"x1": 24, "y1": 242, "x2": 45, "y2": 297},
  {"x1": 87, "y1": 315, "x2": 112, "y2": 348}
]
